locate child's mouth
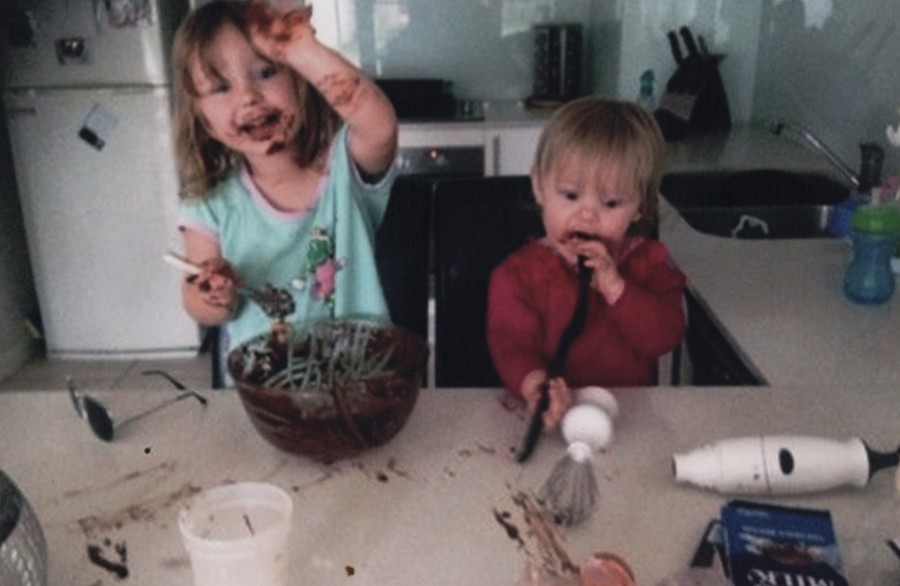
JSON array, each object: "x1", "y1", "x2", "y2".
[
  {"x1": 566, "y1": 230, "x2": 601, "y2": 242},
  {"x1": 238, "y1": 111, "x2": 284, "y2": 142}
]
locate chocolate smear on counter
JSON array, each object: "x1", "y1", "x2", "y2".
[
  {"x1": 345, "y1": 565, "x2": 356, "y2": 576},
  {"x1": 387, "y1": 457, "x2": 411, "y2": 480},
  {"x1": 77, "y1": 482, "x2": 201, "y2": 537},
  {"x1": 87, "y1": 539, "x2": 128, "y2": 579},
  {"x1": 492, "y1": 509, "x2": 523, "y2": 546},
  {"x1": 64, "y1": 461, "x2": 176, "y2": 499},
  {"x1": 496, "y1": 489, "x2": 580, "y2": 579}
]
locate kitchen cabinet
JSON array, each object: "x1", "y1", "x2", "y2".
[
  {"x1": 397, "y1": 100, "x2": 550, "y2": 177},
  {"x1": 397, "y1": 122, "x2": 484, "y2": 150},
  {"x1": 484, "y1": 123, "x2": 544, "y2": 176}
]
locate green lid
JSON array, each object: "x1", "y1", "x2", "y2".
[{"x1": 851, "y1": 204, "x2": 900, "y2": 234}]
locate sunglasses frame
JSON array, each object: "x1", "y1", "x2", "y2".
[{"x1": 66, "y1": 371, "x2": 206, "y2": 442}]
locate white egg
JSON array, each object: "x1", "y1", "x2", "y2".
[
  {"x1": 574, "y1": 386, "x2": 619, "y2": 419},
  {"x1": 561, "y1": 404, "x2": 613, "y2": 452}
]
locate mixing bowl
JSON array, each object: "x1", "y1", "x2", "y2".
[{"x1": 228, "y1": 319, "x2": 428, "y2": 462}]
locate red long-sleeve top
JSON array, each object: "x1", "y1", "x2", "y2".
[{"x1": 486, "y1": 237, "x2": 687, "y2": 395}]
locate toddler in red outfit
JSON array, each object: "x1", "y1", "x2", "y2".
[{"x1": 487, "y1": 97, "x2": 686, "y2": 431}]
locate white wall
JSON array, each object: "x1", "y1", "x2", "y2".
[
  {"x1": 598, "y1": 0, "x2": 762, "y2": 122},
  {"x1": 752, "y1": 0, "x2": 900, "y2": 175}
]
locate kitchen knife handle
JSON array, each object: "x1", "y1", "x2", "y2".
[
  {"x1": 667, "y1": 31, "x2": 683, "y2": 64},
  {"x1": 680, "y1": 26, "x2": 700, "y2": 59}
]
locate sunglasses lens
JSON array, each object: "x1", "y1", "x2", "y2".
[{"x1": 83, "y1": 397, "x2": 114, "y2": 442}]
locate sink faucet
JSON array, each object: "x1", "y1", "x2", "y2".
[{"x1": 769, "y1": 119, "x2": 861, "y2": 189}]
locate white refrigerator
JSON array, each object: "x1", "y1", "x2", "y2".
[{"x1": 1, "y1": 0, "x2": 199, "y2": 359}]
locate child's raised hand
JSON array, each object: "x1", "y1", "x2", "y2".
[
  {"x1": 520, "y1": 370, "x2": 573, "y2": 432},
  {"x1": 245, "y1": 1, "x2": 316, "y2": 62},
  {"x1": 186, "y1": 257, "x2": 241, "y2": 312},
  {"x1": 573, "y1": 239, "x2": 626, "y2": 305}
]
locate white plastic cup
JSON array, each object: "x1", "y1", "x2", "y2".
[{"x1": 178, "y1": 482, "x2": 293, "y2": 586}]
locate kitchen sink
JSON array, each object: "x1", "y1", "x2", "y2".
[
  {"x1": 661, "y1": 169, "x2": 850, "y2": 239},
  {"x1": 676, "y1": 204, "x2": 833, "y2": 238}
]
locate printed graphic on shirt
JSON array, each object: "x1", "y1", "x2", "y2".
[{"x1": 291, "y1": 226, "x2": 346, "y2": 311}]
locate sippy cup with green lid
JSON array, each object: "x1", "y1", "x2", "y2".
[{"x1": 843, "y1": 204, "x2": 900, "y2": 305}]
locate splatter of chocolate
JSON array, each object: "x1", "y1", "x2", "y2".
[
  {"x1": 319, "y1": 73, "x2": 362, "y2": 110},
  {"x1": 87, "y1": 540, "x2": 128, "y2": 579},
  {"x1": 144, "y1": 446, "x2": 152, "y2": 454},
  {"x1": 243, "y1": 513, "x2": 255, "y2": 535},
  {"x1": 345, "y1": 565, "x2": 356, "y2": 576},
  {"x1": 492, "y1": 508, "x2": 523, "y2": 547},
  {"x1": 386, "y1": 457, "x2": 411, "y2": 480},
  {"x1": 477, "y1": 443, "x2": 497, "y2": 455}
]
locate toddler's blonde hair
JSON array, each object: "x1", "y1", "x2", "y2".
[{"x1": 532, "y1": 97, "x2": 665, "y2": 234}]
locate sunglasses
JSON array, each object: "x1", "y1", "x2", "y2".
[{"x1": 67, "y1": 370, "x2": 207, "y2": 442}]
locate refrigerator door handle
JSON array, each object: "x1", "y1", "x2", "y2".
[{"x1": 93, "y1": 0, "x2": 103, "y2": 35}]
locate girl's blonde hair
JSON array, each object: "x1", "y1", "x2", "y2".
[
  {"x1": 532, "y1": 97, "x2": 665, "y2": 234},
  {"x1": 172, "y1": 0, "x2": 341, "y2": 199}
]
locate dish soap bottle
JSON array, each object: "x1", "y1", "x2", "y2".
[{"x1": 843, "y1": 203, "x2": 900, "y2": 305}]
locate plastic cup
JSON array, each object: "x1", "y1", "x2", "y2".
[{"x1": 178, "y1": 482, "x2": 293, "y2": 586}]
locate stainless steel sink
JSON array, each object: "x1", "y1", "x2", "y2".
[
  {"x1": 676, "y1": 204, "x2": 833, "y2": 239},
  {"x1": 661, "y1": 169, "x2": 850, "y2": 239}
]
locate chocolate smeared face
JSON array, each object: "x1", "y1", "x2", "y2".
[
  {"x1": 532, "y1": 153, "x2": 642, "y2": 264},
  {"x1": 237, "y1": 109, "x2": 283, "y2": 141},
  {"x1": 190, "y1": 22, "x2": 301, "y2": 159},
  {"x1": 236, "y1": 110, "x2": 295, "y2": 154}
]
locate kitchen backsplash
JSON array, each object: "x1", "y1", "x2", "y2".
[
  {"x1": 753, "y1": 0, "x2": 900, "y2": 176},
  {"x1": 305, "y1": 0, "x2": 761, "y2": 122}
]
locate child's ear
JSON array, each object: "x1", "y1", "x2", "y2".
[{"x1": 530, "y1": 169, "x2": 544, "y2": 205}]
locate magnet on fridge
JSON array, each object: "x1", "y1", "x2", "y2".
[
  {"x1": 105, "y1": 0, "x2": 154, "y2": 28},
  {"x1": 78, "y1": 104, "x2": 118, "y2": 151}
]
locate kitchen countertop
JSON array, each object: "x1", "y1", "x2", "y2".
[
  {"x1": 0, "y1": 385, "x2": 897, "y2": 585},
  {"x1": 659, "y1": 124, "x2": 900, "y2": 386},
  {"x1": 664, "y1": 123, "x2": 846, "y2": 175}
]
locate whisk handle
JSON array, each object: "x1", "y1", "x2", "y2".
[{"x1": 516, "y1": 382, "x2": 550, "y2": 463}]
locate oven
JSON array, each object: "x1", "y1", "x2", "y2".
[{"x1": 377, "y1": 78, "x2": 489, "y2": 385}]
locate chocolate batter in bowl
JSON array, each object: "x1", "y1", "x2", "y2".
[{"x1": 228, "y1": 319, "x2": 428, "y2": 463}]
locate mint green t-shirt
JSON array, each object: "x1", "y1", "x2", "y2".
[{"x1": 179, "y1": 126, "x2": 394, "y2": 353}]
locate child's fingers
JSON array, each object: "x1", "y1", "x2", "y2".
[
  {"x1": 246, "y1": 2, "x2": 314, "y2": 59},
  {"x1": 543, "y1": 378, "x2": 572, "y2": 431}
]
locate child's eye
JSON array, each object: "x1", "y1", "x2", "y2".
[
  {"x1": 562, "y1": 190, "x2": 578, "y2": 201},
  {"x1": 197, "y1": 76, "x2": 229, "y2": 96},
  {"x1": 257, "y1": 63, "x2": 280, "y2": 80},
  {"x1": 605, "y1": 199, "x2": 621, "y2": 209}
]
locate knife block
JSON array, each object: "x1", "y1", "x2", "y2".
[{"x1": 654, "y1": 55, "x2": 731, "y2": 141}]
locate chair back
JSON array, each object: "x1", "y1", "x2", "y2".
[
  {"x1": 433, "y1": 176, "x2": 544, "y2": 387},
  {"x1": 375, "y1": 176, "x2": 433, "y2": 341}
]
